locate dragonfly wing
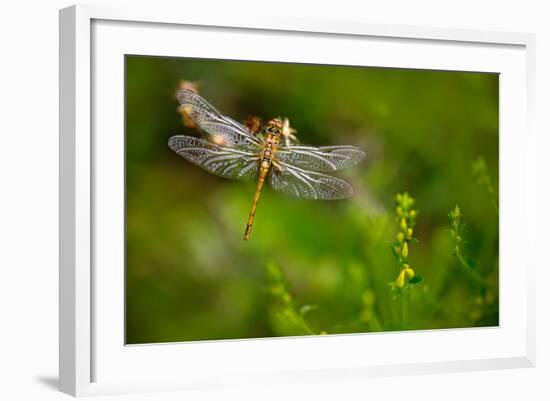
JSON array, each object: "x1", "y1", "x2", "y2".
[
  {"x1": 270, "y1": 161, "x2": 354, "y2": 200},
  {"x1": 169, "y1": 135, "x2": 259, "y2": 179},
  {"x1": 177, "y1": 89, "x2": 261, "y2": 148},
  {"x1": 276, "y1": 145, "x2": 365, "y2": 172}
]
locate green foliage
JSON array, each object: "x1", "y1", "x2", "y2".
[
  {"x1": 124, "y1": 56, "x2": 499, "y2": 343},
  {"x1": 447, "y1": 205, "x2": 498, "y2": 323},
  {"x1": 472, "y1": 157, "x2": 498, "y2": 214},
  {"x1": 448, "y1": 205, "x2": 485, "y2": 289},
  {"x1": 265, "y1": 262, "x2": 318, "y2": 335},
  {"x1": 359, "y1": 289, "x2": 383, "y2": 332}
]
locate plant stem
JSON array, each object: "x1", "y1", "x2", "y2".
[
  {"x1": 456, "y1": 249, "x2": 486, "y2": 290},
  {"x1": 288, "y1": 306, "x2": 316, "y2": 335},
  {"x1": 297, "y1": 316, "x2": 315, "y2": 335},
  {"x1": 401, "y1": 288, "x2": 409, "y2": 327},
  {"x1": 370, "y1": 311, "x2": 383, "y2": 332}
]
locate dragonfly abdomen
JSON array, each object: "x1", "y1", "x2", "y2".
[
  {"x1": 244, "y1": 163, "x2": 270, "y2": 240},
  {"x1": 243, "y1": 133, "x2": 280, "y2": 240}
]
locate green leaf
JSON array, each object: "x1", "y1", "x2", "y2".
[
  {"x1": 409, "y1": 275, "x2": 424, "y2": 284},
  {"x1": 465, "y1": 257, "x2": 479, "y2": 269}
]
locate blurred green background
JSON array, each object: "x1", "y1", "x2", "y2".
[{"x1": 125, "y1": 55, "x2": 499, "y2": 344}]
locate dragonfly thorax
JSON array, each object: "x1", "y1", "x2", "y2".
[{"x1": 260, "y1": 120, "x2": 281, "y2": 170}]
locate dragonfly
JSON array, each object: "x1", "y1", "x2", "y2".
[{"x1": 168, "y1": 89, "x2": 365, "y2": 240}]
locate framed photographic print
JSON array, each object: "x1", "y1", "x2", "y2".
[{"x1": 59, "y1": 4, "x2": 536, "y2": 396}]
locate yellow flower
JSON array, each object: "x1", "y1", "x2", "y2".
[
  {"x1": 404, "y1": 266, "x2": 415, "y2": 279},
  {"x1": 396, "y1": 270, "x2": 406, "y2": 288},
  {"x1": 402, "y1": 242, "x2": 409, "y2": 258}
]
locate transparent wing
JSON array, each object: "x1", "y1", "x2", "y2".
[
  {"x1": 168, "y1": 135, "x2": 259, "y2": 179},
  {"x1": 276, "y1": 145, "x2": 365, "y2": 172},
  {"x1": 270, "y1": 161, "x2": 354, "y2": 200},
  {"x1": 177, "y1": 89, "x2": 261, "y2": 148}
]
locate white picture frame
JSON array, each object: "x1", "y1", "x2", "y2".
[{"x1": 59, "y1": 3, "x2": 536, "y2": 397}]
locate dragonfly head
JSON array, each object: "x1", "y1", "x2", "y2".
[{"x1": 264, "y1": 118, "x2": 283, "y2": 136}]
